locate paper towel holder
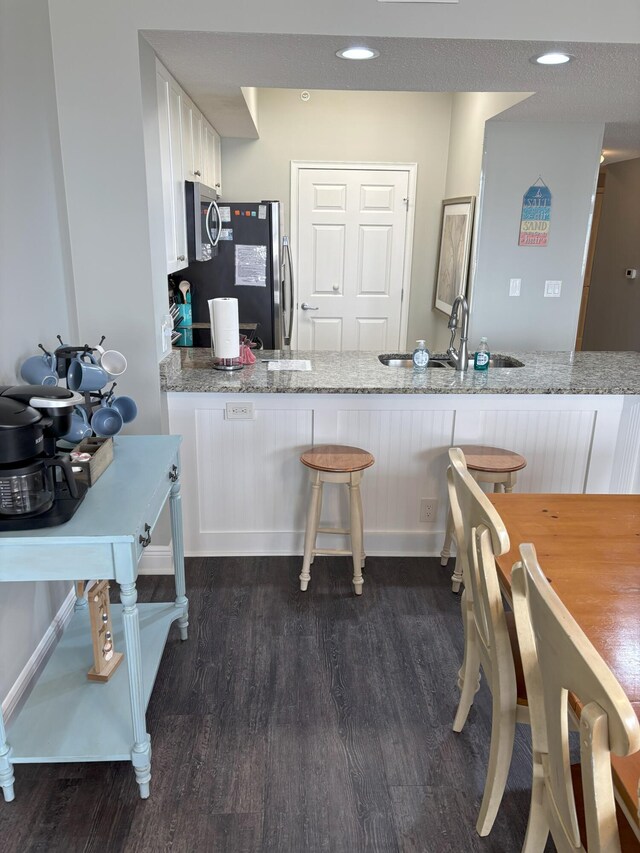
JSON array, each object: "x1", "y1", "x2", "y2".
[{"x1": 213, "y1": 356, "x2": 243, "y2": 372}]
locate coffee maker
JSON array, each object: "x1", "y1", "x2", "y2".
[{"x1": 0, "y1": 385, "x2": 89, "y2": 530}]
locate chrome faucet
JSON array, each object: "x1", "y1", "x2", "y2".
[{"x1": 447, "y1": 295, "x2": 470, "y2": 372}]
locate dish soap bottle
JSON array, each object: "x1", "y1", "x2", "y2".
[
  {"x1": 412, "y1": 340, "x2": 430, "y2": 371},
  {"x1": 474, "y1": 337, "x2": 490, "y2": 371}
]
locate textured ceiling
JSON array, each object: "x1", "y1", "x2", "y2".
[{"x1": 143, "y1": 31, "x2": 640, "y2": 160}]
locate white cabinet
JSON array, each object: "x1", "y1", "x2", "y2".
[
  {"x1": 202, "y1": 123, "x2": 222, "y2": 195},
  {"x1": 156, "y1": 62, "x2": 188, "y2": 274},
  {"x1": 181, "y1": 95, "x2": 204, "y2": 182},
  {"x1": 155, "y1": 59, "x2": 223, "y2": 274}
]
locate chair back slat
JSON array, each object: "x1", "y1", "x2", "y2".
[
  {"x1": 512, "y1": 544, "x2": 640, "y2": 852},
  {"x1": 447, "y1": 448, "x2": 512, "y2": 673}
]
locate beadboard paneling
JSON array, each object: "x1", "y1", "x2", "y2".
[
  {"x1": 334, "y1": 408, "x2": 455, "y2": 531},
  {"x1": 195, "y1": 407, "x2": 312, "y2": 534},
  {"x1": 454, "y1": 408, "x2": 596, "y2": 493}
]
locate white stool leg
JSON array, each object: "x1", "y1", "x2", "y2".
[
  {"x1": 349, "y1": 474, "x2": 364, "y2": 595},
  {"x1": 504, "y1": 472, "x2": 516, "y2": 494},
  {"x1": 310, "y1": 476, "x2": 323, "y2": 565},
  {"x1": 300, "y1": 471, "x2": 322, "y2": 591},
  {"x1": 356, "y1": 479, "x2": 366, "y2": 569}
]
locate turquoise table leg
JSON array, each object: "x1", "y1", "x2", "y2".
[
  {"x1": 0, "y1": 708, "x2": 15, "y2": 802},
  {"x1": 119, "y1": 579, "x2": 152, "y2": 799},
  {"x1": 169, "y1": 464, "x2": 189, "y2": 641}
]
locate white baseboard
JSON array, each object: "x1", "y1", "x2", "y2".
[
  {"x1": 138, "y1": 545, "x2": 175, "y2": 575},
  {"x1": 181, "y1": 529, "x2": 447, "y2": 558},
  {"x1": 2, "y1": 587, "x2": 76, "y2": 723}
]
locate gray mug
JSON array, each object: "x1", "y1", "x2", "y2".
[
  {"x1": 109, "y1": 395, "x2": 137, "y2": 424},
  {"x1": 20, "y1": 353, "x2": 58, "y2": 386},
  {"x1": 67, "y1": 353, "x2": 109, "y2": 393},
  {"x1": 60, "y1": 407, "x2": 92, "y2": 444},
  {"x1": 91, "y1": 404, "x2": 123, "y2": 437}
]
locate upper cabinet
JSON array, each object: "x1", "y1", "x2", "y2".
[
  {"x1": 202, "y1": 124, "x2": 222, "y2": 196},
  {"x1": 156, "y1": 59, "x2": 223, "y2": 274}
]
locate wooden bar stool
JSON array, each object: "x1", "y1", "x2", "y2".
[
  {"x1": 441, "y1": 445, "x2": 526, "y2": 593},
  {"x1": 299, "y1": 444, "x2": 375, "y2": 596}
]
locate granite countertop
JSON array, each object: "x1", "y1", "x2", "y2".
[{"x1": 159, "y1": 348, "x2": 640, "y2": 395}]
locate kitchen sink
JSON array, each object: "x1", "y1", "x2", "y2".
[
  {"x1": 378, "y1": 354, "x2": 524, "y2": 369},
  {"x1": 378, "y1": 355, "x2": 449, "y2": 368}
]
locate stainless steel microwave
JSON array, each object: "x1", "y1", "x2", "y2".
[{"x1": 185, "y1": 180, "x2": 221, "y2": 262}]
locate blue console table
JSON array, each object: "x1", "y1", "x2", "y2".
[{"x1": 0, "y1": 435, "x2": 188, "y2": 802}]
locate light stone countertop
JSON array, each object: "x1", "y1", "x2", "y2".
[{"x1": 159, "y1": 348, "x2": 640, "y2": 395}]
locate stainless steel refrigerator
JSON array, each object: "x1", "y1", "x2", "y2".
[{"x1": 177, "y1": 200, "x2": 293, "y2": 350}]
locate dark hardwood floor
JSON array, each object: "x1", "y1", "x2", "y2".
[{"x1": 0, "y1": 557, "x2": 552, "y2": 852}]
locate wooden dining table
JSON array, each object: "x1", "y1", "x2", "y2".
[{"x1": 489, "y1": 493, "x2": 640, "y2": 838}]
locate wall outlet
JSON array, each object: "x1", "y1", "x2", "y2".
[
  {"x1": 225, "y1": 401, "x2": 255, "y2": 420},
  {"x1": 509, "y1": 278, "x2": 521, "y2": 296},
  {"x1": 544, "y1": 280, "x2": 562, "y2": 297},
  {"x1": 420, "y1": 498, "x2": 438, "y2": 523}
]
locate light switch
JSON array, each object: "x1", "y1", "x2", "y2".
[
  {"x1": 509, "y1": 278, "x2": 521, "y2": 296},
  {"x1": 544, "y1": 280, "x2": 562, "y2": 297}
]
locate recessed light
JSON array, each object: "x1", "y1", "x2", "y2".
[
  {"x1": 336, "y1": 46, "x2": 380, "y2": 61},
  {"x1": 532, "y1": 51, "x2": 574, "y2": 66}
]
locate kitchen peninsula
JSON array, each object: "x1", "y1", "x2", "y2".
[{"x1": 161, "y1": 349, "x2": 640, "y2": 558}]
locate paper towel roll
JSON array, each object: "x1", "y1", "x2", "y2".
[{"x1": 209, "y1": 297, "x2": 240, "y2": 359}]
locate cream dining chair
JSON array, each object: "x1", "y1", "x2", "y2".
[
  {"x1": 447, "y1": 446, "x2": 530, "y2": 836},
  {"x1": 512, "y1": 544, "x2": 640, "y2": 853}
]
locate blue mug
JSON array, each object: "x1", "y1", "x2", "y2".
[
  {"x1": 60, "y1": 407, "x2": 92, "y2": 444},
  {"x1": 109, "y1": 395, "x2": 137, "y2": 424},
  {"x1": 91, "y1": 404, "x2": 123, "y2": 437},
  {"x1": 20, "y1": 353, "x2": 58, "y2": 386},
  {"x1": 67, "y1": 353, "x2": 109, "y2": 393}
]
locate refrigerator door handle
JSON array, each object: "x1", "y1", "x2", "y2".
[{"x1": 283, "y1": 237, "x2": 295, "y2": 346}]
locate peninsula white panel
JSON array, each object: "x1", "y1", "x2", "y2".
[
  {"x1": 454, "y1": 408, "x2": 595, "y2": 493},
  {"x1": 335, "y1": 407, "x2": 455, "y2": 531},
  {"x1": 358, "y1": 226, "x2": 392, "y2": 295},
  {"x1": 195, "y1": 407, "x2": 312, "y2": 535}
]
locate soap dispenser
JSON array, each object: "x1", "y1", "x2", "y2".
[{"x1": 412, "y1": 340, "x2": 430, "y2": 371}]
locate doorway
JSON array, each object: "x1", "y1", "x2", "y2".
[{"x1": 291, "y1": 162, "x2": 417, "y2": 351}]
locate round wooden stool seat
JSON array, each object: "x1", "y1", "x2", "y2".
[
  {"x1": 300, "y1": 444, "x2": 375, "y2": 473},
  {"x1": 460, "y1": 445, "x2": 527, "y2": 474}
]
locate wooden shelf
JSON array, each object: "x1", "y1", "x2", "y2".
[{"x1": 8, "y1": 603, "x2": 180, "y2": 763}]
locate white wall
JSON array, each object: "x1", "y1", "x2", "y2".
[
  {"x1": 221, "y1": 88, "x2": 452, "y2": 350},
  {"x1": 0, "y1": 0, "x2": 76, "y2": 709},
  {"x1": 470, "y1": 121, "x2": 603, "y2": 351}
]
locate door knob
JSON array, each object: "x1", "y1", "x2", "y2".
[
  {"x1": 301, "y1": 303, "x2": 319, "y2": 311},
  {"x1": 332, "y1": 284, "x2": 340, "y2": 292}
]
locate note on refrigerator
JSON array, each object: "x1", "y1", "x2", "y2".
[{"x1": 235, "y1": 244, "x2": 267, "y2": 287}]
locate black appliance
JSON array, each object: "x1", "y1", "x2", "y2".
[
  {"x1": 185, "y1": 180, "x2": 221, "y2": 263},
  {"x1": 0, "y1": 385, "x2": 89, "y2": 530},
  {"x1": 176, "y1": 197, "x2": 294, "y2": 350}
]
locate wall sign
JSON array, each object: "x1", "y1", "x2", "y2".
[{"x1": 518, "y1": 179, "x2": 552, "y2": 247}]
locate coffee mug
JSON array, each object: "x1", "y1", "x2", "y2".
[
  {"x1": 67, "y1": 353, "x2": 109, "y2": 393},
  {"x1": 91, "y1": 404, "x2": 123, "y2": 437},
  {"x1": 109, "y1": 395, "x2": 137, "y2": 424},
  {"x1": 20, "y1": 353, "x2": 58, "y2": 386},
  {"x1": 95, "y1": 345, "x2": 127, "y2": 377},
  {"x1": 60, "y1": 407, "x2": 92, "y2": 444}
]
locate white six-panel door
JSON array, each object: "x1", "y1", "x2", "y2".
[{"x1": 293, "y1": 164, "x2": 415, "y2": 351}]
